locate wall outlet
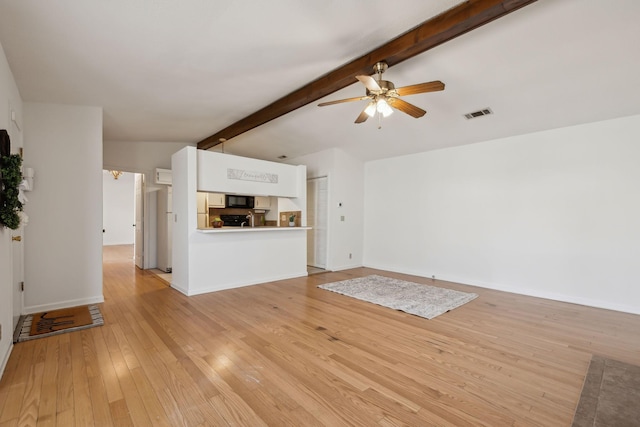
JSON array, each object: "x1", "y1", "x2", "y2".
[
  {"x1": 349, "y1": 253, "x2": 352, "y2": 259},
  {"x1": 340, "y1": 215, "x2": 345, "y2": 221}
]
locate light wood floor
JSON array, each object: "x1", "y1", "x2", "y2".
[{"x1": 1, "y1": 245, "x2": 639, "y2": 426}]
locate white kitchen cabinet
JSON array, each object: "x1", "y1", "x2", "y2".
[
  {"x1": 208, "y1": 192, "x2": 225, "y2": 208},
  {"x1": 197, "y1": 150, "x2": 303, "y2": 197},
  {"x1": 196, "y1": 192, "x2": 209, "y2": 228},
  {"x1": 254, "y1": 196, "x2": 271, "y2": 209},
  {"x1": 196, "y1": 192, "x2": 207, "y2": 213}
]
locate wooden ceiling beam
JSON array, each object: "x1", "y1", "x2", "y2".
[{"x1": 197, "y1": 0, "x2": 537, "y2": 150}]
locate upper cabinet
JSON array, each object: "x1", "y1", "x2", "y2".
[
  {"x1": 254, "y1": 196, "x2": 271, "y2": 209},
  {"x1": 208, "y1": 192, "x2": 225, "y2": 208},
  {"x1": 196, "y1": 150, "x2": 304, "y2": 197},
  {"x1": 197, "y1": 191, "x2": 225, "y2": 209},
  {"x1": 196, "y1": 192, "x2": 208, "y2": 214}
]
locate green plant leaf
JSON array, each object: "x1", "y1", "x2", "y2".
[{"x1": 0, "y1": 153, "x2": 24, "y2": 229}]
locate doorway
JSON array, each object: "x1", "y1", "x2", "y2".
[
  {"x1": 307, "y1": 176, "x2": 328, "y2": 271},
  {"x1": 102, "y1": 170, "x2": 138, "y2": 268},
  {"x1": 103, "y1": 171, "x2": 164, "y2": 279},
  {"x1": 103, "y1": 170, "x2": 136, "y2": 247}
]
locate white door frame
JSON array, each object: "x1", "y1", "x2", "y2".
[
  {"x1": 12, "y1": 225, "x2": 24, "y2": 330},
  {"x1": 307, "y1": 176, "x2": 329, "y2": 269},
  {"x1": 134, "y1": 173, "x2": 145, "y2": 269}
]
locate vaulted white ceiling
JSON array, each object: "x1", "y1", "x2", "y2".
[{"x1": 1, "y1": 0, "x2": 639, "y2": 162}]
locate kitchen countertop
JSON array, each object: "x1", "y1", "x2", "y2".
[{"x1": 197, "y1": 226, "x2": 311, "y2": 233}]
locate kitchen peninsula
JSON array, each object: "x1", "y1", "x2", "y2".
[{"x1": 171, "y1": 147, "x2": 308, "y2": 296}]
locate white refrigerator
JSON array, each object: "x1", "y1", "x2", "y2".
[{"x1": 157, "y1": 186, "x2": 173, "y2": 273}]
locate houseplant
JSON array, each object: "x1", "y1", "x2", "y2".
[
  {"x1": 288, "y1": 213, "x2": 296, "y2": 227},
  {"x1": 0, "y1": 153, "x2": 23, "y2": 229}
]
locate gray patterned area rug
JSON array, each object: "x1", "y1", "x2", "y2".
[
  {"x1": 318, "y1": 275, "x2": 478, "y2": 319},
  {"x1": 572, "y1": 355, "x2": 640, "y2": 426}
]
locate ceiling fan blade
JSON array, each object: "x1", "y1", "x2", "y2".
[
  {"x1": 388, "y1": 98, "x2": 426, "y2": 118},
  {"x1": 318, "y1": 96, "x2": 368, "y2": 107},
  {"x1": 356, "y1": 75, "x2": 381, "y2": 92},
  {"x1": 354, "y1": 106, "x2": 370, "y2": 124},
  {"x1": 395, "y1": 80, "x2": 445, "y2": 96}
]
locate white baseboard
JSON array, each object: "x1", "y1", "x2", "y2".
[
  {"x1": 362, "y1": 263, "x2": 640, "y2": 316},
  {"x1": 170, "y1": 282, "x2": 189, "y2": 296},
  {"x1": 463, "y1": 279, "x2": 640, "y2": 315},
  {"x1": 23, "y1": 295, "x2": 105, "y2": 315},
  {"x1": 183, "y1": 271, "x2": 309, "y2": 296},
  {"x1": 329, "y1": 263, "x2": 363, "y2": 272}
]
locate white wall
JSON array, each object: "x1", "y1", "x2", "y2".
[
  {"x1": 289, "y1": 148, "x2": 364, "y2": 271},
  {"x1": 170, "y1": 146, "x2": 196, "y2": 294},
  {"x1": 104, "y1": 140, "x2": 193, "y2": 269},
  {"x1": 102, "y1": 170, "x2": 135, "y2": 245},
  {"x1": 0, "y1": 40, "x2": 23, "y2": 377},
  {"x1": 173, "y1": 147, "x2": 308, "y2": 295},
  {"x1": 103, "y1": 140, "x2": 193, "y2": 190},
  {"x1": 23, "y1": 103, "x2": 104, "y2": 313},
  {"x1": 364, "y1": 114, "x2": 640, "y2": 314}
]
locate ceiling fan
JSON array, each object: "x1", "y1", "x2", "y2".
[{"x1": 318, "y1": 61, "x2": 444, "y2": 124}]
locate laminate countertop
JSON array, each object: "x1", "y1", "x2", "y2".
[{"x1": 197, "y1": 226, "x2": 311, "y2": 234}]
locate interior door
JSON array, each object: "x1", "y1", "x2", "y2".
[
  {"x1": 134, "y1": 173, "x2": 144, "y2": 269},
  {"x1": 12, "y1": 225, "x2": 24, "y2": 330},
  {"x1": 307, "y1": 177, "x2": 328, "y2": 269}
]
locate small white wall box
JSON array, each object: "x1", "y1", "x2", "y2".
[
  {"x1": 23, "y1": 167, "x2": 34, "y2": 191},
  {"x1": 155, "y1": 168, "x2": 172, "y2": 185}
]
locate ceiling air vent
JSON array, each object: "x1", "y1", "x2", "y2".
[{"x1": 464, "y1": 108, "x2": 493, "y2": 120}]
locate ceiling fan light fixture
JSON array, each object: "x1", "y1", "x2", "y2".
[
  {"x1": 364, "y1": 101, "x2": 376, "y2": 117},
  {"x1": 377, "y1": 98, "x2": 393, "y2": 117},
  {"x1": 318, "y1": 61, "x2": 443, "y2": 124}
]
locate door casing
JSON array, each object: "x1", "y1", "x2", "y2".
[
  {"x1": 307, "y1": 176, "x2": 328, "y2": 269},
  {"x1": 134, "y1": 173, "x2": 144, "y2": 269},
  {"x1": 12, "y1": 226, "x2": 24, "y2": 330}
]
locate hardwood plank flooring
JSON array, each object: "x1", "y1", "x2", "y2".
[{"x1": 1, "y1": 244, "x2": 639, "y2": 426}]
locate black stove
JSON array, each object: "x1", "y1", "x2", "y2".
[{"x1": 219, "y1": 214, "x2": 248, "y2": 227}]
